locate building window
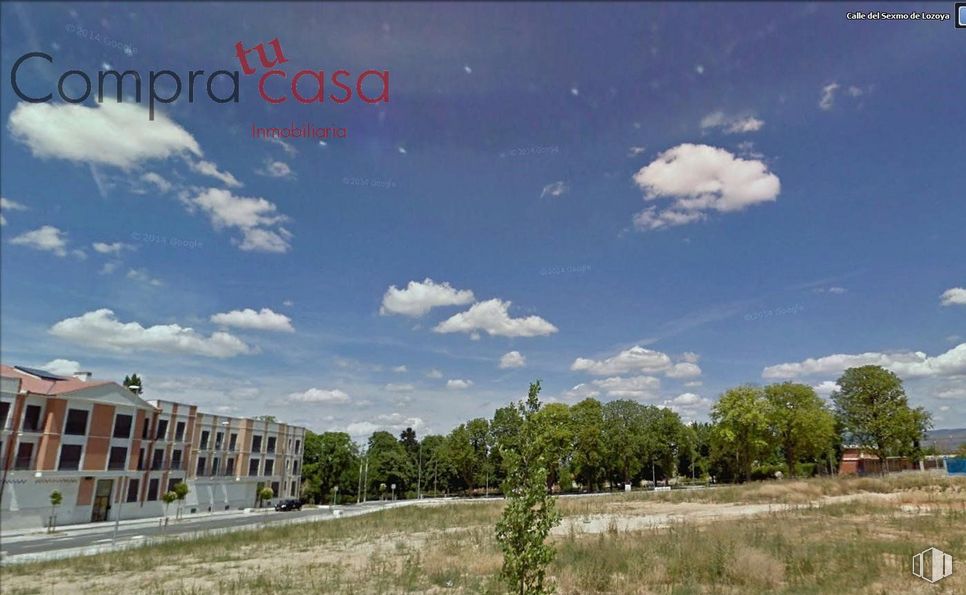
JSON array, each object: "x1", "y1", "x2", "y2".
[
  {"x1": 22, "y1": 405, "x2": 42, "y2": 432},
  {"x1": 200, "y1": 430, "x2": 210, "y2": 449},
  {"x1": 175, "y1": 421, "x2": 186, "y2": 441},
  {"x1": 108, "y1": 447, "x2": 127, "y2": 470},
  {"x1": 266, "y1": 436, "x2": 276, "y2": 454},
  {"x1": 167, "y1": 478, "x2": 180, "y2": 492},
  {"x1": 151, "y1": 448, "x2": 164, "y2": 470},
  {"x1": 226, "y1": 458, "x2": 235, "y2": 476},
  {"x1": 196, "y1": 456, "x2": 207, "y2": 476},
  {"x1": 147, "y1": 478, "x2": 159, "y2": 501},
  {"x1": 137, "y1": 448, "x2": 145, "y2": 470},
  {"x1": 58, "y1": 445, "x2": 83, "y2": 470},
  {"x1": 271, "y1": 481, "x2": 280, "y2": 497},
  {"x1": 155, "y1": 419, "x2": 169, "y2": 440},
  {"x1": 248, "y1": 459, "x2": 259, "y2": 476},
  {"x1": 252, "y1": 435, "x2": 262, "y2": 453},
  {"x1": 264, "y1": 459, "x2": 274, "y2": 476},
  {"x1": 171, "y1": 449, "x2": 183, "y2": 470},
  {"x1": 64, "y1": 409, "x2": 89, "y2": 435},
  {"x1": 0, "y1": 401, "x2": 9, "y2": 428},
  {"x1": 215, "y1": 432, "x2": 224, "y2": 449},
  {"x1": 212, "y1": 457, "x2": 220, "y2": 476},
  {"x1": 14, "y1": 442, "x2": 34, "y2": 469},
  {"x1": 126, "y1": 479, "x2": 140, "y2": 502},
  {"x1": 293, "y1": 460, "x2": 299, "y2": 475},
  {"x1": 142, "y1": 418, "x2": 150, "y2": 439},
  {"x1": 229, "y1": 433, "x2": 237, "y2": 450},
  {"x1": 113, "y1": 414, "x2": 133, "y2": 439},
  {"x1": 294, "y1": 439, "x2": 301, "y2": 454}
]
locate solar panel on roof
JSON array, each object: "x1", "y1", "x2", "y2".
[{"x1": 14, "y1": 365, "x2": 68, "y2": 381}]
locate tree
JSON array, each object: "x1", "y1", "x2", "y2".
[
  {"x1": 648, "y1": 407, "x2": 686, "y2": 485},
  {"x1": 569, "y1": 398, "x2": 605, "y2": 491},
  {"x1": 491, "y1": 404, "x2": 524, "y2": 485},
  {"x1": 162, "y1": 491, "x2": 177, "y2": 534},
  {"x1": 301, "y1": 431, "x2": 358, "y2": 503},
  {"x1": 123, "y1": 374, "x2": 143, "y2": 395},
  {"x1": 399, "y1": 427, "x2": 419, "y2": 460},
  {"x1": 764, "y1": 383, "x2": 837, "y2": 476},
  {"x1": 258, "y1": 486, "x2": 274, "y2": 507},
  {"x1": 48, "y1": 490, "x2": 63, "y2": 533},
  {"x1": 710, "y1": 386, "x2": 773, "y2": 482},
  {"x1": 602, "y1": 400, "x2": 648, "y2": 486},
  {"x1": 172, "y1": 482, "x2": 189, "y2": 520},
  {"x1": 832, "y1": 366, "x2": 932, "y2": 467},
  {"x1": 531, "y1": 403, "x2": 573, "y2": 490},
  {"x1": 367, "y1": 431, "x2": 414, "y2": 497},
  {"x1": 495, "y1": 380, "x2": 561, "y2": 594}
]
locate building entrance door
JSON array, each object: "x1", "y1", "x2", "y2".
[{"x1": 91, "y1": 479, "x2": 113, "y2": 522}]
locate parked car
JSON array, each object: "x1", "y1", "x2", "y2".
[{"x1": 274, "y1": 499, "x2": 302, "y2": 511}]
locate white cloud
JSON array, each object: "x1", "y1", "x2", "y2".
[
  {"x1": 379, "y1": 278, "x2": 475, "y2": 317},
  {"x1": 499, "y1": 351, "x2": 527, "y2": 369},
  {"x1": 92, "y1": 241, "x2": 132, "y2": 255},
  {"x1": 42, "y1": 359, "x2": 82, "y2": 376},
  {"x1": 385, "y1": 383, "x2": 415, "y2": 393},
  {"x1": 812, "y1": 381, "x2": 840, "y2": 397},
  {"x1": 0, "y1": 197, "x2": 27, "y2": 226},
  {"x1": 700, "y1": 111, "x2": 765, "y2": 134},
  {"x1": 288, "y1": 388, "x2": 349, "y2": 403},
  {"x1": 126, "y1": 268, "x2": 163, "y2": 287},
  {"x1": 426, "y1": 369, "x2": 443, "y2": 379},
  {"x1": 256, "y1": 159, "x2": 295, "y2": 179},
  {"x1": 346, "y1": 413, "x2": 425, "y2": 438},
  {"x1": 141, "y1": 172, "x2": 172, "y2": 193},
  {"x1": 762, "y1": 343, "x2": 966, "y2": 380},
  {"x1": 628, "y1": 146, "x2": 647, "y2": 157},
  {"x1": 662, "y1": 392, "x2": 713, "y2": 419},
  {"x1": 9, "y1": 225, "x2": 69, "y2": 256},
  {"x1": 940, "y1": 287, "x2": 966, "y2": 307},
  {"x1": 632, "y1": 144, "x2": 780, "y2": 230},
  {"x1": 541, "y1": 181, "x2": 568, "y2": 198},
  {"x1": 447, "y1": 379, "x2": 473, "y2": 390},
  {"x1": 434, "y1": 299, "x2": 558, "y2": 338},
  {"x1": 210, "y1": 307, "x2": 294, "y2": 332},
  {"x1": 392, "y1": 365, "x2": 408, "y2": 373},
  {"x1": 592, "y1": 375, "x2": 661, "y2": 400},
  {"x1": 819, "y1": 83, "x2": 839, "y2": 110},
  {"x1": 49, "y1": 308, "x2": 252, "y2": 358},
  {"x1": 8, "y1": 102, "x2": 201, "y2": 169},
  {"x1": 814, "y1": 286, "x2": 847, "y2": 294},
  {"x1": 666, "y1": 362, "x2": 703, "y2": 378},
  {"x1": 189, "y1": 188, "x2": 292, "y2": 253},
  {"x1": 571, "y1": 346, "x2": 672, "y2": 376},
  {"x1": 267, "y1": 137, "x2": 297, "y2": 157},
  {"x1": 188, "y1": 159, "x2": 243, "y2": 187}
]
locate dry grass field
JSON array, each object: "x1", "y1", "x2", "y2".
[{"x1": 1, "y1": 473, "x2": 963, "y2": 594}]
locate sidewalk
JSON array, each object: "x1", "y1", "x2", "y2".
[{"x1": 0, "y1": 505, "x2": 302, "y2": 543}]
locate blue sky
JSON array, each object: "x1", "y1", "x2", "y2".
[{"x1": 1, "y1": 2, "x2": 963, "y2": 437}]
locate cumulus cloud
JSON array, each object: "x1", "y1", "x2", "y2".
[
  {"x1": 288, "y1": 388, "x2": 349, "y2": 403},
  {"x1": 49, "y1": 308, "x2": 252, "y2": 358},
  {"x1": 940, "y1": 287, "x2": 966, "y2": 307},
  {"x1": 346, "y1": 413, "x2": 425, "y2": 437},
  {"x1": 8, "y1": 102, "x2": 201, "y2": 169},
  {"x1": 126, "y1": 268, "x2": 163, "y2": 287},
  {"x1": 812, "y1": 381, "x2": 840, "y2": 397},
  {"x1": 434, "y1": 299, "x2": 558, "y2": 338},
  {"x1": 446, "y1": 379, "x2": 473, "y2": 390},
  {"x1": 499, "y1": 351, "x2": 527, "y2": 369},
  {"x1": 592, "y1": 375, "x2": 661, "y2": 400},
  {"x1": 10, "y1": 225, "x2": 69, "y2": 257},
  {"x1": 666, "y1": 362, "x2": 703, "y2": 379},
  {"x1": 189, "y1": 187, "x2": 292, "y2": 253},
  {"x1": 426, "y1": 369, "x2": 443, "y2": 379},
  {"x1": 188, "y1": 159, "x2": 243, "y2": 187},
  {"x1": 540, "y1": 181, "x2": 568, "y2": 198},
  {"x1": 0, "y1": 197, "x2": 27, "y2": 226},
  {"x1": 662, "y1": 392, "x2": 713, "y2": 419},
  {"x1": 256, "y1": 159, "x2": 295, "y2": 179},
  {"x1": 393, "y1": 365, "x2": 408, "y2": 373},
  {"x1": 571, "y1": 346, "x2": 673, "y2": 376},
  {"x1": 632, "y1": 144, "x2": 780, "y2": 230},
  {"x1": 762, "y1": 343, "x2": 966, "y2": 380},
  {"x1": 42, "y1": 359, "x2": 82, "y2": 376},
  {"x1": 141, "y1": 172, "x2": 172, "y2": 193},
  {"x1": 700, "y1": 111, "x2": 765, "y2": 134},
  {"x1": 210, "y1": 307, "x2": 294, "y2": 332},
  {"x1": 92, "y1": 241, "x2": 132, "y2": 255},
  {"x1": 380, "y1": 278, "x2": 475, "y2": 317}
]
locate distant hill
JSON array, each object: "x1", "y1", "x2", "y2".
[{"x1": 923, "y1": 428, "x2": 966, "y2": 453}]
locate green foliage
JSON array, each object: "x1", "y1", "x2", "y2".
[
  {"x1": 711, "y1": 386, "x2": 773, "y2": 482},
  {"x1": 123, "y1": 374, "x2": 143, "y2": 394},
  {"x1": 531, "y1": 403, "x2": 573, "y2": 490},
  {"x1": 259, "y1": 486, "x2": 274, "y2": 502},
  {"x1": 301, "y1": 431, "x2": 359, "y2": 503},
  {"x1": 162, "y1": 491, "x2": 178, "y2": 505},
  {"x1": 173, "y1": 482, "x2": 189, "y2": 499},
  {"x1": 832, "y1": 366, "x2": 932, "y2": 462},
  {"x1": 495, "y1": 380, "x2": 561, "y2": 595},
  {"x1": 764, "y1": 383, "x2": 837, "y2": 476},
  {"x1": 570, "y1": 398, "x2": 605, "y2": 491},
  {"x1": 367, "y1": 431, "x2": 414, "y2": 497},
  {"x1": 50, "y1": 490, "x2": 63, "y2": 507}
]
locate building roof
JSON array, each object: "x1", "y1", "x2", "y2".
[{"x1": 0, "y1": 364, "x2": 112, "y2": 395}]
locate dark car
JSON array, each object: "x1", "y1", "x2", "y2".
[{"x1": 274, "y1": 499, "x2": 302, "y2": 511}]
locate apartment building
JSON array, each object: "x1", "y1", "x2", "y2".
[{"x1": 0, "y1": 364, "x2": 305, "y2": 531}]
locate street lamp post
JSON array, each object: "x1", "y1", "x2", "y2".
[
  {"x1": 333, "y1": 485, "x2": 339, "y2": 506},
  {"x1": 390, "y1": 483, "x2": 396, "y2": 501},
  {"x1": 417, "y1": 442, "x2": 422, "y2": 500},
  {"x1": 112, "y1": 477, "x2": 126, "y2": 546},
  {"x1": 651, "y1": 458, "x2": 656, "y2": 490}
]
